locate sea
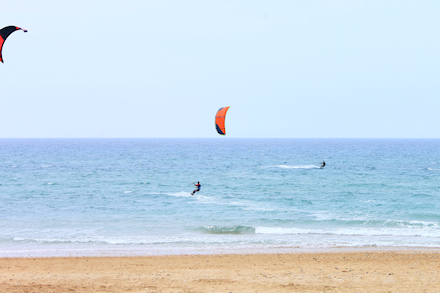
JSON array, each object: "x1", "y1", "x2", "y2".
[{"x1": 1, "y1": 138, "x2": 439, "y2": 257}]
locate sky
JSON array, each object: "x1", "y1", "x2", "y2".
[{"x1": 1, "y1": 0, "x2": 439, "y2": 138}]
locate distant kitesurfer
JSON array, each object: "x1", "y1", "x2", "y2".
[
  {"x1": 191, "y1": 181, "x2": 201, "y2": 195},
  {"x1": 320, "y1": 161, "x2": 326, "y2": 168}
]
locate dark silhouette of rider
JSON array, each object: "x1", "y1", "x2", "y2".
[
  {"x1": 191, "y1": 181, "x2": 201, "y2": 195},
  {"x1": 320, "y1": 161, "x2": 326, "y2": 168}
]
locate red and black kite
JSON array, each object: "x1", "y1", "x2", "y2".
[
  {"x1": 215, "y1": 106, "x2": 230, "y2": 135},
  {"x1": 0, "y1": 26, "x2": 27, "y2": 63}
]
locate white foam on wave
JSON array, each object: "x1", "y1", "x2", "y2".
[
  {"x1": 166, "y1": 191, "x2": 193, "y2": 197},
  {"x1": 311, "y1": 212, "x2": 335, "y2": 221},
  {"x1": 256, "y1": 227, "x2": 310, "y2": 235},
  {"x1": 9, "y1": 234, "x2": 250, "y2": 246},
  {"x1": 243, "y1": 205, "x2": 276, "y2": 212},
  {"x1": 225, "y1": 199, "x2": 275, "y2": 211},
  {"x1": 163, "y1": 192, "x2": 211, "y2": 200},
  {"x1": 157, "y1": 192, "x2": 213, "y2": 203},
  {"x1": 386, "y1": 219, "x2": 439, "y2": 227},
  {"x1": 255, "y1": 226, "x2": 440, "y2": 237},
  {"x1": 275, "y1": 164, "x2": 319, "y2": 169}
]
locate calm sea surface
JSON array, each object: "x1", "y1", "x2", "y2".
[{"x1": 0, "y1": 139, "x2": 439, "y2": 257}]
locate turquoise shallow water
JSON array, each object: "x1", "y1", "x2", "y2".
[{"x1": 0, "y1": 138, "x2": 439, "y2": 257}]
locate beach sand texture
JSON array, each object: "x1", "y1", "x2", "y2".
[{"x1": 1, "y1": 251, "x2": 439, "y2": 292}]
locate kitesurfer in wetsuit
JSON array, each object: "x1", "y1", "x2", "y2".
[
  {"x1": 320, "y1": 161, "x2": 326, "y2": 168},
  {"x1": 191, "y1": 181, "x2": 201, "y2": 195}
]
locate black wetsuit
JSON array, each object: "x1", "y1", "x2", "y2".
[{"x1": 321, "y1": 161, "x2": 326, "y2": 168}]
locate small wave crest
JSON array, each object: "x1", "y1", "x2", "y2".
[{"x1": 199, "y1": 225, "x2": 255, "y2": 235}]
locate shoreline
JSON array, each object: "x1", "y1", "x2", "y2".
[
  {"x1": 1, "y1": 249, "x2": 440, "y2": 292},
  {"x1": 2, "y1": 245, "x2": 440, "y2": 259}
]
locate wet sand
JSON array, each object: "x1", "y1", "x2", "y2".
[{"x1": 1, "y1": 251, "x2": 440, "y2": 292}]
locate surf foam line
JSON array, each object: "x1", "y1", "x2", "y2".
[
  {"x1": 6, "y1": 235, "x2": 256, "y2": 245},
  {"x1": 255, "y1": 226, "x2": 440, "y2": 237}
]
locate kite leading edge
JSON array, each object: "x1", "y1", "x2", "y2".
[{"x1": 0, "y1": 26, "x2": 28, "y2": 63}]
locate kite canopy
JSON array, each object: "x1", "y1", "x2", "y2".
[
  {"x1": 0, "y1": 26, "x2": 28, "y2": 63},
  {"x1": 215, "y1": 106, "x2": 230, "y2": 135}
]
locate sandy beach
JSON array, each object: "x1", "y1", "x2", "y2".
[{"x1": 1, "y1": 250, "x2": 439, "y2": 292}]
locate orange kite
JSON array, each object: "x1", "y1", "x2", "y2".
[{"x1": 215, "y1": 106, "x2": 230, "y2": 135}]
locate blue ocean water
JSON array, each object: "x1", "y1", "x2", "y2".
[{"x1": 1, "y1": 138, "x2": 439, "y2": 257}]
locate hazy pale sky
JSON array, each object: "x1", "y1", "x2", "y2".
[{"x1": 1, "y1": 1, "x2": 439, "y2": 138}]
